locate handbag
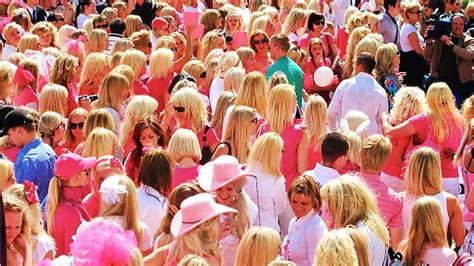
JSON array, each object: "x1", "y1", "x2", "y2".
[{"x1": 199, "y1": 125, "x2": 213, "y2": 165}]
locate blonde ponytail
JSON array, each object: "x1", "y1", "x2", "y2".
[{"x1": 46, "y1": 176, "x2": 61, "y2": 235}]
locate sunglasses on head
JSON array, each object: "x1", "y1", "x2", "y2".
[
  {"x1": 253, "y1": 38, "x2": 267, "y2": 45},
  {"x1": 199, "y1": 71, "x2": 207, "y2": 79},
  {"x1": 251, "y1": 117, "x2": 258, "y2": 124},
  {"x1": 173, "y1": 106, "x2": 185, "y2": 113},
  {"x1": 314, "y1": 20, "x2": 325, "y2": 25},
  {"x1": 69, "y1": 122, "x2": 85, "y2": 130}
]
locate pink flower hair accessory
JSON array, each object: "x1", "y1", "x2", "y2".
[
  {"x1": 64, "y1": 38, "x2": 85, "y2": 55},
  {"x1": 23, "y1": 181, "x2": 39, "y2": 204},
  {"x1": 13, "y1": 66, "x2": 35, "y2": 87}
]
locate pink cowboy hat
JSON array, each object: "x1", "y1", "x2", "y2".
[
  {"x1": 197, "y1": 155, "x2": 254, "y2": 191},
  {"x1": 170, "y1": 193, "x2": 237, "y2": 237}
]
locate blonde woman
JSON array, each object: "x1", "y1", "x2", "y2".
[
  {"x1": 224, "y1": 12, "x2": 244, "y2": 33},
  {"x1": 147, "y1": 48, "x2": 174, "y2": 114},
  {"x1": 380, "y1": 87, "x2": 427, "y2": 192},
  {"x1": 340, "y1": 131, "x2": 361, "y2": 174},
  {"x1": 321, "y1": 175, "x2": 390, "y2": 265},
  {"x1": 260, "y1": 84, "x2": 308, "y2": 189},
  {"x1": 0, "y1": 62, "x2": 14, "y2": 105},
  {"x1": 399, "y1": 196, "x2": 457, "y2": 265},
  {"x1": 211, "y1": 91, "x2": 235, "y2": 139},
  {"x1": 315, "y1": 229, "x2": 359, "y2": 266},
  {"x1": 236, "y1": 47, "x2": 256, "y2": 74},
  {"x1": 375, "y1": 43, "x2": 401, "y2": 107},
  {"x1": 111, "y1": 39, "x2": 134, "y2": 55},
  {"x1": 381, "y1": 82, "x2": 465, "y2": 195},
  {"x1": 4, "y1": 195, "x2": 33, "y2": 265},
  {"x1": 1, "y1": 22, "x2": 22, "y2": 60},
  {"x1": 212, "y1": 106, "x2": 257, "y2": 163},
  {"x1": 88, "y1": 29, "x2": 108, "y2": 53},
  {"x1": 350, "y1": 36, "x2": 382, "y2": 77},
  {"x1": 223, "y1": 67, "x2": 245, "y2": 95},
  {"x1": 38, "y1": 111, "x2": 65, "y2": 152},
  {"x1": 120, "y1": 95, "x2": 158, "y2": 157},
  {"x1": 234, "y1": 227, "x2": 281, "y2": 266},
  {"x1": 305, "y1": 95, "x2": 329, "y2": 169},
  {"x1": 78, "y1": 53, "x2": 109, "y2": 95},
  {"x1": 209, "y1": 52, "x2": 242, "y2": 114},
  {"x1": 56, "y1": 107, "x2": 89, "y2": 154},
  {"x1": 461, "y1": 95, "x2": 474, "y2": 122},
  {"x1": 197, "y1": 155, "x2": 257, "y2": 266},
  {"x1": 73, "y1": 108, "x2": 113, "y2": 155},
  {"x1": 82, "y1": 127, "x2": 117, "y2": 159},
  {"x1": 183, "y1": 60, "x2": 207, "y2": 91},
  {"x1": 199, "y1": 30, "x2": 225, "y2": 61},
  {"x1": 344, "y1": 227, "x2": 370, "y2": 266},
  {"x1": 13, "y1": 59, "x2": 40, "y2": 110},
  {"x1": 402, "y1": 147, "x2": 465, "y2": 248},
  {"x1": 18, "y1": 34, "x2": 41, "y2": 53},
  {"x1": 119, "y1": 49, "x2": 148, "y2": 95},
  {"x1": 130, "y1": 30, "x2": 152, "y2": 56},
  {"x1": 344, "y1": 26, "x2": 371, "y2": 79},
  {"x1": 0, "y1": 160, "x2": 15, "y2": 191},
  {"x1": 38, "y1": 84, "x2": 68, "y2": 116},
  {"x1": 251, "y1": 15, "x2": 275, "y2": 38},
  {"x1": 124, "y1": 15, "x2": 143, "y2": 37},
  {"x1": 200, "y1": 9, "x2": 223, "y2": 35},
  {"x1": 281, "y1": 8, "x2": 306, "y2": 43},
  {"x1": 50, "y1": 54, "x2": 81, "y2": 116}
]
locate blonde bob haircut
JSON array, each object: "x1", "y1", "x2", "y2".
[
  {"x1": 130, "y1": 30, "x2": 150, "y2": 52},
  {"x1": 183, "y1": 60, "x2": 206, "y2": 83},
  {"x1": 267, "y1": 84, "x2": 296, "y2": 134},
  {"x1": 93, "y1": 73, "x2": 131, "y2": 113},
  {"x1": 110, "y1": 64, "x2": 134, "y2": 86},
  {"x1": 235, "y1": 71, "x2": 267, "y2": 118},
  {"x1": 316, "y1": 229, "x2": 358, "y2": 266},
  {"x1": 222, "y1": 105, "x2": 256, "y2": 163},
  {"x1": 218, "y1": 51, "x2": 241, "y2": 75},
  {"x1": 168, "y1": 128, "x2": 202, "y2": 163},
  {"x1": 88, "y1": 29, "x2": 108, "y2": 53},
  {"x1": 321, "y1": 174, "x2": 390, "y2": 246},
  {"x1": 0, "y1": 160, "x2": 14, "y2": 191},
  {"x1": 351, "y1": 36, "x2": 382, "y2": 76},
  {"x1": 82, "y1": 127, "x2": 117, "y2": 158},
  {"x1": 170, "y1": 87, "x2": 208, "y2": 133},
  {"x1": 124, "y1": 15, "x2": 143, "y2": 37},
  {"x1": 19, "y1": 34, "x2": 40, "y2": 53},
  {"x1": 426, "y1": 82, "x2": 466, "y2": 143},
  {"x1": 360, "y1": 134, "x2": 392, "y2": 171},
  {"x1": 38, "y1": 83, "x2": 69, "y2": 116},
  {"x1": 282, "y1": 8, "x2": 306, "y2": 36},
  {"x1": 120, "y1": 49, "x2": 147, "y2": 82},
  {"x1": 84, "y1": 108, "x2": 115, "y2": 136},
  {"x1": 78, "y1": 53, "x2": 108, "y2": 95},
  {"x1": 150, "y1": 48, "x2": 174, "y2": 79},
  {"x1": 305, "y1": 95, "x2": 328, "y2": 151},
  {"x1": 111, "y1": 38, "x2": 134, "y2": 55},
  {"x1": 389, "y1": 86, "x2": 427, "y2": 126},
  {"x1": 405, "y1": 147, "x2": 443, "y2": 196},
  {"x1": 248, "y1": 132, "x2": 284, "y2": 177},
  {"x1": 99, "y1": 175, "x2": 144, "y2": 245},
  {"x1": 223, "y1": 67, "x2": 245, "y2": 93},
  {"x1": 236, "y1": 47, "x2": 255, "y2": 64},
  {"x1": 120, "y1": 95, "x2": 158, "y2": 148},
  {"x1": 234, "y1": 226, "x2": 281, "y2": 266},
  {"x1": 374, "y1": 43, "x2": 398, "y2": 80},
  {"x1": 224, "y1": 12, "x2": 244, "y2": 32}
]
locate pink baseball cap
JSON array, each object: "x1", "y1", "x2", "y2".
[
  {"x1": 170, "y1": 193, "x2": 237, "y2": 237},
  {"x1": 197, "y1": 155, "x2": 254, "y2": 191},
  {"x1": 152, "y1": 17, "x2": 168, "y2": 29},
  {"x1": 54, "y1": 153, "x2": 97, "y2": 180}
]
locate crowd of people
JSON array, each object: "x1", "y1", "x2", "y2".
[{"x1": 0, "y1": 0, "x2": 473, "y2": 265}]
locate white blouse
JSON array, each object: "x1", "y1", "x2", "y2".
[
  {"x1": 282, "y1": 210, "x2": 328, "y2": 266},
  {"x1": 32, "y1": 234, "x2": 56, "y2": 265},
  {"x1": 244, "y1": 162, "x2": 287, "y2": 233},
  {"x1": 137, "y1": 185, "x2": 168, "y2": 237},
  {"x1": 357, "y1": 221, "x2": 389, "y2": 265}
]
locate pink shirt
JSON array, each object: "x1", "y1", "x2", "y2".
[
  {"x1": 172, "y1": 165, "x2": 201, "y2": 189},
  {"x1": 339, "y1": 161, "x2": 360, "y2": 175},
  {"x1": 336, "y1": 27, "x2": 349, "y2": 60},
  {"x1": 147, "y1": 77, "x2": 171, "y2": 114},
  {"x1": 14, "y1": 86, "x2": 39, "y2": 109},
  {"x1": 82, "y1": 192, "x2": 100, "y2": 218},
  {"x1": 421, "y1": 247, "x2": 456, "y2": 265},
  {"x1": 461, "y1": 143, "x2": 474, "y2": 222},
  {"x1": 133, "y1": 80, "x2": 149, "y2": 96},
  {"x1": 382, "y1": 135, "x2": 411, "y2": 179},
  {"x1": 260, "y1": 123, "x2": 304, "y2": 189},
  {"x1": 78, "y1": 84, "x2": 99, "y2": 96},
  {"x1": 409, "y1": 113, "x2": 464, "y2": 178},
  {"x1": 0, "y1": 146, "x2": 20, "y2": 162},
  {"x1": 357, "y1": 172, "x2": 403, "y2": 229},
  {"x1": 307, "y1": 142, "x2": 322, "y2": 170},
  {"x1": 194, "y1": 125, "x2": 219, "y2": 150}
]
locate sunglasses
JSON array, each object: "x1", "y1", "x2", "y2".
[
  {"x1": 69, "y1": 122, "x2": 85, "y2": 130},
  {"x1": 314, "y1": 20, "x2": 325, "y2": 25},
  {"x1": 253, "y1": 38, "x2": 267, "y2": 45},
  {"x1": 96, "y1": 23, "x2": 109, "y2": 29},
  {"x1": 147, "y1": 42, "x2": 152, "y2": 48},
  {"x1": 199, "y1": 71, "x2": 207, "y2": 79},
  {"x1": 55, "y1": 122, "x2": 65, "y2": 131},
  {"x1": 251, "y1": 117, "x2": 258, "y2": 124},
  {"x1": 170, "y1": 47, "x2": 178, "y2": 52},
  {"x1": 56, "y1": 17, "x2": 65, "y2": 22},
  {"x1": 80, "y1": 169, "x2": 90, "y2": 176},
  {"x1": 173, "y1": 106, "x2": 185, "y2": 113}
]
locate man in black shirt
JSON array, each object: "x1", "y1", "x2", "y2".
[{"x1": 130, "y1": 0, "x2": 156, "y2": 28}]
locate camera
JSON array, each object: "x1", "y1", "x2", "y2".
[
  {"x1": 426, "y1": 12, "x2": 452, "y2": 40},
  {"x1": 78, "y1": 94, "x2": 99, "y2": 102}
]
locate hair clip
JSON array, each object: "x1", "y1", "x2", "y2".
[
  {"x1": 13, "y1": 66, "x2": 35, "y2": 87},
  {"x1": 99, "y1": 177, "x2": 128, "y2": 206},
  {"x1": 24, "y1": 181, "x2": 39, "y2": 204}
]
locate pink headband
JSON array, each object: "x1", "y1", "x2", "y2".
[
  {"x1": 13, "y1": 66, "x2": 35, "y2": 87},
  {"x1": 64, "y1": 37, "x2": 85, "y2": 54},
  {"x1": 24, "y1": 181, "x2": 39, "y2": 204}
]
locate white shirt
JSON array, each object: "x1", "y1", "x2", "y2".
[
  {"x1": 222, "y1": 105, "x2": 263, "y2": 138},
  {"x1": 422, "y1": 247, "x2": 457, "y2": 265},
  {"x1": 209, "y1": 76, "x2": 224, "y2": 115},
  {"x1": 76, "y1": 14, "x2": 88, "y2": 29},
  {"x1": 184, "y1": 3, "x2": 206, "y2": 14},
  {"x1": 32, "y1": 235, "x2": 56, "y2": 265},
  {"x1": 304, "y1": 163, "x2": 340, "y2": 188},
  {"x1": 106, "y1": 34, "x2": 122, "y2": 55},
  {"x1": 334, "y1": 0, "x2": 353, "y2": 27},
  {"x1": 357, "y1": 221, "x2": 388, "y2": 266},
  {"x1": 282, "y1": 210, "x2": 328, "y2": 266},
  {"x1": 137, "y1": 185, "x2": 167, "y2": 237},
  {"x1": 322, "y1": 2, "x2": 337, "y2": 34},
  {"x1": 244, "y1": 162, "x2": 287, "y2": 233},
  {"x1": 400, "y1": 23, "x2": 424, "y2": 52},
  {"x1": 2, "y1": 44, "x2": 18, "y2": 60},
  {"x1": 328, "y1": 72, "x2": 388, "y2": 135}
]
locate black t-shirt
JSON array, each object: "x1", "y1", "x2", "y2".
[
  {"x1": 437, "y1": 36, "x2": 460, "y2": 82},
  {"x1": 131, "y1": 1, "x2": 156, "y2": 28}
]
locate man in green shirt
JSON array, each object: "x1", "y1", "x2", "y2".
[{"x1": 266, "y1": 34, "x2": 304, "y2": 107}]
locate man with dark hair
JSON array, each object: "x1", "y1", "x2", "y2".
[
  {"x1": 304, "y1": 132, "x2": 349, "y2": 188},
  {"x1": 106, "y1": 18, "x2": 126, "y2": 54},
  {"x1": 328, "y1": 53, "x2": 388, "y2": 135},
  {"x1": 1, "y1": 109, "x2": 56, "y2": 202},
  {"x1": 47, "y1": 12, "x2": 66, "y2": 29},
  {"x1": 131, "y1": 0, "x2": 156, "y2": 28},
  {"x1": 266, "y1": 34, "x2": 303, "y2": 107},
  {"x1": 92, "y1": 15, "x2": 110, "y2": 33},
  {"x1": 378, "y1": 0, "x2": 401, "y2": 47},
  {"x1": 25, "y1": 0, "x2": 47, "y2": 24}
]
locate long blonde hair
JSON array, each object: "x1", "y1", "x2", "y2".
[
  {"x1": 389, "y1": 87, "x2": 427, "y2": 126},
  {"x1": 19, "y1": 34, "x2": 40, "y2": 53},
  {"x1": 344, "y1": 227, "x2": 370, "y2": 266},
  {"x1": 0, "y1": 160, "x2": 14, "y2": 191},
  {"x1": 248, "y1": 132, "x2": 284, "y2": 177},
  {"x1": 235, "y1": 72, "x2": 267, "y2": 118},
  {"x1": 150, "y1": 48, "x2": 174, "y2": 79},
  {"x1": 220, "y1": 178, "x2": 250, "y2": 240},
  {"x1": 344, "y1": 27, "x2": 371, "y2": 79},
  {"x1": 170, "y1": 87, "x2": 208, "y2": 133},
  {"x1": 119, "y1": 95, "x2": 158, "y2": 148},
  {"x1": 234, "y1": 226, "x2": 281, "y2": 266},
  {"x1": 124, "y1": 15, "x2": 143, "y2": 37},
  {"x1": 321, "y1": 174, "x2": 390, "y2": 246},
  {"x1": 222, "y1": 106, "x2": 256, "y2": 163},
  {"x1": 46, "y1": 176, "x2": 61, "y2": 235},
  {"x1": 400, "y1": 196, "x2": 449, "y2": 265},
  {"x1": 88, "y1": 29, "x2": 108, "y2": 53},
  {"x1": 38, "y1": 84, "x2": 68, "y2": 116},
  {"x1": 405, "y1": 147, "x2": 443, "y2": 196},
  {"x1": 316, "y1": 229, "x2": 358, "y2": 266},
  {"x1": 82, "y1": 127, "x2": 117, "y2": 158},
  {"x1": 78, "y1": 53, "x2": 108, "y2": 94},
  {"x1": 426, "y1": 82, "x2": 466, "y2": 143},
  {"x1": 281, "y1": 8, "x2": 306, "y2": 36},
  {"x1": 92, "y1": 73, "x2": 130, "y2": 113},
  {"x1": 120, "y1": 50, "x2": 147, "y2": 82},
  {"x1": 267, "y1": 84, "x2": 296, "y2": 134},
  {"x1": 211, "y1": 91, "x2": 236, "y2": 138},
  {"x1": 374, "y1": 43, "x2": 398, "y2": 80},
  {"x1": 305, "y1": 95, "x2": 328, "y2": 151}
]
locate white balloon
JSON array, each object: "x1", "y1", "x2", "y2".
[{"x1": 313, "y1": 66, "x2": 334, "y2": 87}]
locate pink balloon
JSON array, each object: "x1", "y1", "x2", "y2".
[
  {"x1": 313, "y1": 66, "x2": 334, "y2": 87},
  {"x1": 183, "y1": 12, "x2": 200, "y2": 27}
]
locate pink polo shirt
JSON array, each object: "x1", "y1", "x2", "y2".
[
  {"x1": 260, "y1": 123, "x2": 305, "y2": 189},
  {"x1": 357, "y1": 172, "x2": 403, "y2": 229},
  {"x1": 172, "y1": 164, "x2": 201, "y2": 189},
  {"x1": 409, "y1": 113, "x2": 464, "y2": 178},
  {"x1": 147, "y1": 77, "x2": 171, "y2": 114},
  {"x1": 14, "y1": 86, "x2": 39, "y2": 109}
]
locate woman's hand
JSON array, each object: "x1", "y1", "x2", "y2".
[
  {"x1": 218, "y1": 217, "x2": 232, "y2": 240},
  {"x1": 14, "y1": 234, "x2": 31, "y2": 259}
]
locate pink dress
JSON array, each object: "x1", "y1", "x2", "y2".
[
  {"x1": 172, "y1": 165, "x2": 201, "y2": 189},
  {"x1": 133, "y1": 80, "x2": 149, "y2": 96},
  {"x1": 14, "y1": 86, "x2": 39, "y2": 109},
  {"x1": 147, "y1": 77, "x2": 171, "y2": 114},
  {"x1": 260, "y1": 123, "x2": 304, "y2": 189}
]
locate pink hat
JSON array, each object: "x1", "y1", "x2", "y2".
[
  {"x1": 197, "y1": 155, "x2": 254, "y2": 191},
  {"x1": 170, "y1": 193, "x2": 237, "y2": 237},
  {"x1": 152, "y1": 17, "x2": 168, "y2": 29},
  {"x1": 54, "y1": 153, "x2": 97, "y2": 180}
]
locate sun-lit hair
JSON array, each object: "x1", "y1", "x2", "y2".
[
  {"x1": 268, "y1": 71, "x2": 288, "y2": 90},
  {"x1": 111, "y1": 38, "x2": 134, "y2": 55},
  {"x1": 344, "y1": 26, "x2": 371, "y2": 79},
  {"x1": 88, "y1": 29, "x2": 108, "y2": 53},
  {"x1": 168, "y1": 128, "x2": 202, "y2": 163},
  {"x1": 211, "y1": 91, "x2": 235, "y2": 138},
  {"x1": 62, "y1": 107, "x2": 88, "y2": 147},
  {"x1": 374, "y1": 43, "x2": 398, "y2": 80},
  {"x1": 178, "y1": 254, "x2": 209, "y2": 266},
  {"x1": 400, "y1": 196, "x2": 449, "y2": 265},
  {"x1": 19, "y1": 33, "x2": 40, "y2": 53},
  {"x1": 120, "y1": 95, "x2": 158, "y2": 148},
  {"x1": 316, "y1": 229, "x2": 358, "y2": 266},
  {"x1": 99, "y1": 175, "x2": 144, "y2": 245},
  {"x1": 346, "y1": 11, "x2": 363, "y2": 32},
  {"x1": 200, "y1": 9, "x2": 221, "y2": 35},
  {"x1": 248, "y1": 132, "x2": 284, "y2": 177},
  {"x1": 91, "y1": 155, "x2": 125, "y2": 193},
  {"x1": 150, "y1": 48, "x2": 174, "y2": 79},
  {"x1": 109, "y1": 52, "x2": 123, "y2": 69},
  {"x1": 234, "y1": 226, "x2": 280, "y2": 266},
  {"x1": 154, "y1": 35, "x2": 176, "y2": 51},
  {"x1": 83, "y1": 17, "x2": 95, "y2": 33},
  {"x1": 342, "y1": 131, "x2": 361, "y2": 167},
  {"x1": 344, "y1": 227, "x2": 370, "y2": 266},
  {"x1": 78, "y1": 53, "x2": 108, "y2": 95},
  {"x1": 38, "y1": 83, "x2": 68, "y2": 116},
  {"x1": 200, "y1": 30, "x2": 225, "y2": 60},
  {"x1": 170, "y1": 87, "x2": 208, "y2": 133},
  {"x1": 235, "y1": 71, "x2": 267, "y2": 118},
  {"x1": 56, "y1": 25, "x2": 76, "y2": 50},
  {"x1": 110, "y1": 64, "x2": 134, "y2": 86},
  {"x1": 39, "y1": 111, "x2": 63, "y2": 147},
  {"x1": 351, "y1": 36, "x2": 382, "y2": 76},
  {"x1": 454, "y1": 119, "x2": 474, "y2": 166},
  {"x1": 321, "y1": 174, "x2": 390, "y2": 246},
  {"x1": 222, "y1": 106, "x2": 256, "y2": 163},
  {"x1": 3, "y1": 194, "x2": 32, "y2": 243},
  {"x1": 251, "y1": 15, "x2": 271, "y2": 36},
  {"x1": 461, "y1": 96, "x2": 474, "y2": 122},
  {"x1": 119, "y1": 49, "x2": 146, "y2": 82},
  {"x1": 0, "y1": 62, "x2": 13, "y2": 101},
  {"x1": 204, "y1": 58, "x2": 220, "y2": 87},
  {"x1": 218, "y1": 52, "x2": 241, "y2": 76},
  {"x1": 101, "y1": 7, "x2": 117, "y2": 22},
  {"x1": 50, "y1": 54, "x2": 79, "y2": 89},
  {"x1": 0, "y1": 158, "x2": 13, "y2": 191},
  {"x1": 305, "y1": 95, "x2": 328, "y2": 151},
  {"x1": 404, "y1": 2, "x2": 421, "y2": 17},
  {"x1": 92, "y1": 73, "x2": 130, "y2": 113},
  {"x1": 288, "y1": 175, "x2": 323, "y2": 212},
  {"x1": 82, "y1": 127, "x2": 117, "y2": 158},
  {"x1": 236, "y1": 47, "x2": 255, "y2": 65},
  {"x1": 223, "y1": 67, "x2": 245, "y2": 93},
  {"x1": 268, "y1": 259, "x2": 296, "y2": 266},
  {"x1": 282, "y1": 8, "x2": 306, "y2": 36},
  {"x1": 405, "y1": 147, "x2": 443, "y2": 196},
  {"x1": 124, "y1": 15, "x2": 142, "y2": 37},
  {"x1": 16, "y1": 58, "x2": 39, "y2": 94},
  {"x1": 267, "y1": 84, "x2": 296, "y2": 134},
  {"x1": 83, "y1": 108, "x2": 114, "y2": 136},
  {"x1": 344, "y1": 110, "x2": 369, "y2": 140},
  {"x1": 426, "y1": 82, "x2": 466, "y2": 143},
  {"x1": 11, "y1": 9, "x2": 32, "y2": 32},
  {"x1": 389, "y1": 87, "x2": 427, "y2": 126},
  {"x1": 360, "y1": 134, "x2": 392, "y2": 171},
  {"x1": 248, "y1": 19, "x2": 265, "y2": 45},
  {"x1": 183, "y1": 60, "x2": 206, "y2": 83},
  {"x1": 130, "y1": 30, "x2": 150, "y2": 53},
  {"x1": 224, "y1": 12, "x2": 244, "y2": 32}
]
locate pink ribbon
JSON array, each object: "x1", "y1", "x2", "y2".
[
  {"x1": 24, "y1": 181, "x2": 39, "y2": 204},
  {"x1": 13, "y1": 66, "x2": 35, "y2": 87}
]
